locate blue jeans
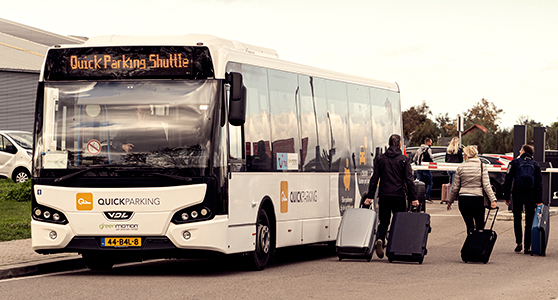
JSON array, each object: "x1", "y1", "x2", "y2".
[
  {"x1": 448, "y1": 171, "x2": 456, "y2": 193},
  {"x1": 417, "y1": 170, "x2": 432, "y2": 198}
]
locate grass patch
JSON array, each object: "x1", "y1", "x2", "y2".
[{"x1": 0, "y1": 179, "x2": 32, "y2": 241}]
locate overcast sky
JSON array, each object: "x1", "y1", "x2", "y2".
[{"x1": 3, "y1": 0, "x2": 557, "y2": 129}]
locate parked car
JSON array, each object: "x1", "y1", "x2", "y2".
[
  {"x1": 405, "y1": 146, "x2": 448, "y2": 163},
  {"x1": 0, "y1": 131, "x2": 33, "y2": 183},
  {"x1": 420, "y1": 152, "x2": 506, "y2": 199},
  {"x1": 481, "y1": 153, "x2": 513, "y2": 164}
]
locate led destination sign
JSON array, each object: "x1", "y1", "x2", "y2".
[
  {"x1": 70, "y1": 53, "x2": 190, "y2": 71},
  {"x1": 44, "y1": 46, "x2": 215, "y2": 80}
]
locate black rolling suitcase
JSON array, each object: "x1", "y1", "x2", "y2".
[
  {"x1": 414, "y1": 180, "x2": 426, "y2": 212},
  {"x1": 461, "y1": 207, "x2": 498, "y2": 264},
  {"x1": 386, "y1": 206, "x2": 431, "y2": 264}
]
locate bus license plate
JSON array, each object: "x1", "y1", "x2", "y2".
[{"x1": 101, "y1": 237, "x2": 141, "y2": 247}]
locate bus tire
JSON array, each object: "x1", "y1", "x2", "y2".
[
  {"x1": 249, "y1": 208, "x2": 272, "y2": 271},
  {"x1": 83, "y1": 253, "x2": 115, "y2": 270}
]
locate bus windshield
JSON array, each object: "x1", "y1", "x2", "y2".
[{"x1": 36, "y1": 80, "x2": 220, "y2": 173}]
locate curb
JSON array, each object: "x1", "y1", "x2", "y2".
[{"x1": 0, "y1": 256, "x2": 84, "y2": 280}]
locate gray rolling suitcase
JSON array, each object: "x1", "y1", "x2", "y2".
[{"x1": 336, "y1": 201, "x2": 378, "y2": 261}]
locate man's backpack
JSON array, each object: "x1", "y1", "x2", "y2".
[
  {"x1": 413, "y1": 147, "x2": 425, "y2": 165},
  {"x1": 515, "y1": 157, "x2": 536, "y2": 192}
]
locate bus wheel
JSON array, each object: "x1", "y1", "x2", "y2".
[
  {"x1": 250, "y1": 209, "x2": 272, "y2": 271},
  {"x1": 83, "y1": 253, "x2": 114, "y2": 270}
]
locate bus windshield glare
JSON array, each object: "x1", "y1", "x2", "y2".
[{"x1": 36, "y1": 80, "x2": 219, "y2": 173}]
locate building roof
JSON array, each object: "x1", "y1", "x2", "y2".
[
  {"x1": 0, "y1": 17, "x2": 84, "y2": 71},
  {"x1": 462, "y1": 124, "x2": 488, "y2": 136}
]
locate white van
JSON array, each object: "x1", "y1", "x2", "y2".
[{"x1": 0, "y1": 131, "x2": 32, "y2": 183}]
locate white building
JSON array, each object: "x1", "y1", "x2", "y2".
[{"x1": 0, "y1": 17, "x2": 84, "y2": 131}]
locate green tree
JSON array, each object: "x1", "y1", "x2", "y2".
[
  {"x1": 402, "y1": 101, "x2": 438, "y2": 146},
  {"x1": 462, "y1": 98, "x2": 505, "y2": 152},
  {"x1": 516, "y1": 115, "x2": 544, "y2": 146},
  {"x1": 435, "y1": 113, "x2": 458, "y2": 138},
  {"x1": 492, "y1": 128, "x2": 513, "y2": 154},
  {"x1": 547, "y1": 120, "x2": 558, "y2": 150},
  {"x1": 463, "y1": 98, "x2": 504, "y2": 132}
]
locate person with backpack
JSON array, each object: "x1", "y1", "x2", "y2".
[
  {"x1": 415, "y1": 138, "x2": 434, "y2": 202},
  {"x1": 503, "y1": 144, "x2": 544, "y2": 254},
  {"x1": 364, "y1": 134, "x2": 419, "y2": 259}
]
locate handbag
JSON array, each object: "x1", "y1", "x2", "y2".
[{"x1": 480, "y1": 162, "x2": 491, "y2": 208}]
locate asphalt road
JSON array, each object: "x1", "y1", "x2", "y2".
[{"x1": 1, "y1": 202, "x2": 557, "y2": 300}]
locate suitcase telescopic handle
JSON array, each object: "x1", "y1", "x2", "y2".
[
  {"x1": 484, "y1": 206, "x2": 499, "y2": 231},
  {"x1": 359, "y1": 193, "x2": 374, "y2": 210},
  {"x1": 409, "y1": 203, "x2": 422, "y2": 213}
]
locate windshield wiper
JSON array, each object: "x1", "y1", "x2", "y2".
[
  {"x1": 144, "y1": 172, "x2": 193, "y2": 182},
  {"x1": 54, "y1": 165, "x2": 194, "y2": 183},
  {"x1": 54, "y1": 165, "x2": 132, "y2": 183}
]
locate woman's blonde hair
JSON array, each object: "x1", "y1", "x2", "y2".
[
  {"x1": 447, "y1": 137, "x2": 460, "y2": 154},
  {"x1": 463, "y1": 146, "x2": 478, "y2": 159}
]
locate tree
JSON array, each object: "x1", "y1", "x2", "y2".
[
  {"x1": 547, "y1": 120, "x2": 558, "y2": 150},
  {"x1": 435, "y1": 113, "x2": 458, "y2": 137},
  {"x1": 463, "y1": 98, "x2": 504, "y2": 132},
  {"x1": 461, "y1": 98, "x2": 505, "y2": 152},
  {"x1": 516, "y1": 115, "x2": 544, "y2": 146},
  {"x1": 402, "y1": 101, "x2": 438, "y2": 146}
]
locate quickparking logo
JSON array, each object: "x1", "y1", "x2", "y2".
[{"x1": 76, "y1": 193, "x2": 93, "y2": 211}]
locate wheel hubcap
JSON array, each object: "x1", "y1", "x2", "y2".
[
  {"x1": 257, "y1": 224, "x2": 270, "y2": 254},
  {"x1": 15, "y1": 172, "x2": 28, "y2": 183}
]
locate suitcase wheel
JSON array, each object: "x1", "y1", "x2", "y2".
[
  {"x1": 418, "y1": 258, "x2": 423, "y2": 265},
  {"x1": 388, "y1": 258, "x2": 393, "y2": 263}
]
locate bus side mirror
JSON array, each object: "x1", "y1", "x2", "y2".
[{"x1": 227, "y1": 72, "x2": 246, "y2": 126}]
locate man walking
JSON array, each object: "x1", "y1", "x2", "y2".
[
  {"x1": 415, "y1": 138, "x2": 434, "y2": 202},
  {"x1": 503, "y1": 144, "x2": 544, "y2": 254},
  {"x1": 364, "y1": 134, "x2": 418, "y2": 258}
]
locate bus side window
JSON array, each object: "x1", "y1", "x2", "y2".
[
  {"x1": 229, "y1": 124, "x2": 245, "y2": 172},
  {"x1": 249, "y1": 140, "x2": 272, "y2": 171}
]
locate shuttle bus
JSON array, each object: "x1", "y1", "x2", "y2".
[{"x1": 31, "y1": 35, "x2": 402, "y2": 270}]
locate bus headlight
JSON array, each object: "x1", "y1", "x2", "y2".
[
  {"x1": 172, "y1": 205, "x2": 212, "y2": 224},
  {"x1": 33, "y1": 205, "x2": 68, "y2": 225}
]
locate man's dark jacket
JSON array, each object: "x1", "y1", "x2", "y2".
[
  {"x1": 367, "y1": 146, "x2": 417, "y2": 200},
  {"x1": 503, "y1": 152, "x2": 545, "y2": 204}
]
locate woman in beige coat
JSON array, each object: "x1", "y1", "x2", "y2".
[{"x1": 447, "y1": 146, "x2": 498, "y2": 233}]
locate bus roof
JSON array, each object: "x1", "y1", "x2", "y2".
[{"x1": 49, "y1": 34, "x2": 399, "y2": 92}]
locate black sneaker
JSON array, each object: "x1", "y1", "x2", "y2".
[
  {"x1": 375, "y1": 239, "x2": 384, "y2": 259},
  {"x1": 524, "y1": 249, "x2": 531, "y2": 255},
  {"x1": 514, "y1": 244, "x2": 522, "y2": 252}
]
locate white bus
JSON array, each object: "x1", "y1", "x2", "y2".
[{"x1": 31, "y1": 34, "x2": 402, "y2": 270}]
